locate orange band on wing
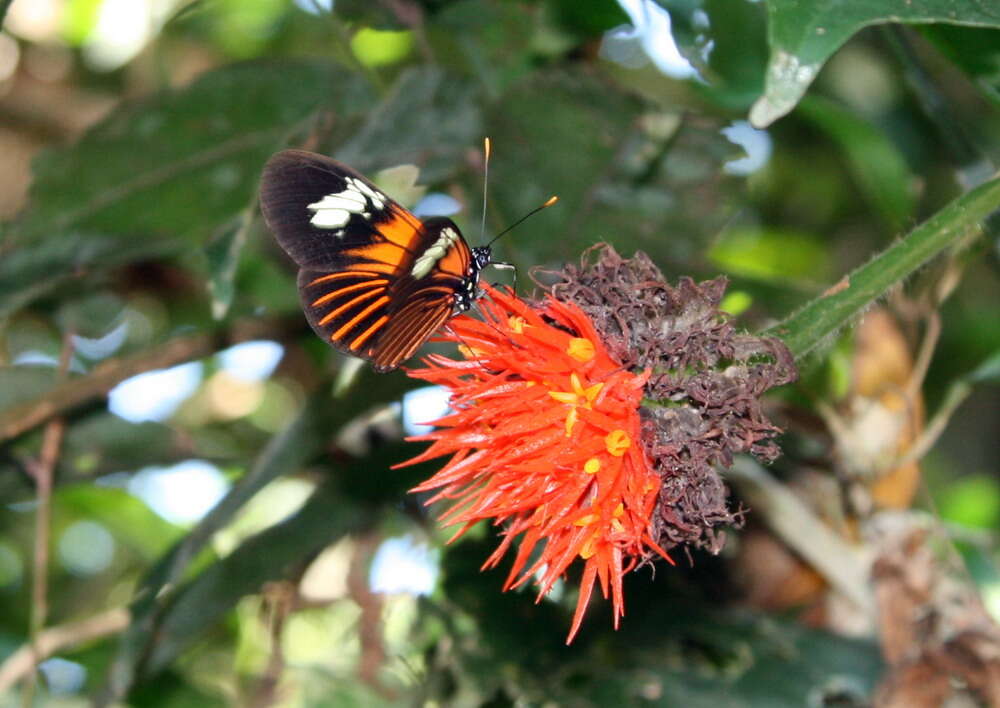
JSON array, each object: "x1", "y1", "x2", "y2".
[
  {"x1": 437, "y1": 242, "x2": 470, "y2": 277},
  {"x1": 358, "y1": 242, "x2": 407, "y2": 266},
  {"x1": 308, "y1": 271, "x2": 386, "y2": 285},
  {"x1": 317, "y1": 288, "x2": 385, "y2": 326},
  {"x1": 332, "y1": 296, "x2": 390, "y2": 340},
  {"x1": 378, "y1": 211, "x2": 422, "y2": 250},
  {"x1": 390, "y1": 203, "x2": 422, "y2": 229},
  {"x1": 310, "y1": 279, "x2": 387, "y2": 307},
  {"x1": 349, "y1": 315, "x2": 390, "y2": 351}
]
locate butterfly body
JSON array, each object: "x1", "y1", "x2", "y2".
[{"x1": 260, "y1": 149, "x2": 492, "y2": 372}]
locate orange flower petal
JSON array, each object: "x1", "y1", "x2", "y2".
[{"x1": 401, "y1": 284, "x2": 665, "y2": 643}]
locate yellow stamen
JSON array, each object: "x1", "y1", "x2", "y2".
[
  {"x1": 508, "y1": 315, "x2": 527, "y2": 333},
  {"x1": 565, "y1": 407, "x2": 579, "y2": 436},
  {"x1": 458, "y1": 344, "x2": 484, "y2": 358},
  {"x1": 583, "y1": 458, "x2": 601, "y2": 474},
  {"x1": 567, "y1": 337, "x2": 595, "y2": 362},
  {"x1": 549, "y1": 374, "x2": 604, "y2": 437},
  {"x1": 605, "y1": 429, "x2": 631, "y2": 457},
  {"x1": 579, "y1": 535, "x2": 598, "y2": 559},
  {"x1": 613, "y1": 503, "x2": 624, "y2": 518},
  {"x1": 574, "y1": 513, "x2": 599, "y2": 527},
  {"x1": 549, "y1": 390, "x2": 578, "y2": 404}
]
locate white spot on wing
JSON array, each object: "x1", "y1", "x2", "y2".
[
  {"x1": 309, "y1": 208, "x2": 351, "y2": 228},
  {"x1": 310, "y1": 193, "x2": 366, "y2": 211},
  {"x1": 349, "y1": 177, "x2": 386, "y2": 209},
  {"x1": 307, "y1": 177, "x2": 388, "y2": 234},
  {"x1": 411, "y1": 227, "x2": 460, "y2": 279}
]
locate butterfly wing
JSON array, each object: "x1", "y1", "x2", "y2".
[
  {"x1": 367, "y1": 216, "x2": 474, "y2": 371},
  {"x1": 260, "y1": 149, "x2": 473, "y2": 371}
]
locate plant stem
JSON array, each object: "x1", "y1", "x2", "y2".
[
  {"x1": 765, "y1": 175, "x2": 1000, "y2": 359},
  {"x1": 23, "y1": 336, "x2": 72, "y2": 705}
]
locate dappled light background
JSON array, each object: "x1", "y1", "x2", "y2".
[{"x1": 1, "y1": 0, "x2": 999, "y2": 705}]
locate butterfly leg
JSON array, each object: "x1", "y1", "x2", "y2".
[{"x1": 488, "y1": 261, "x2": 517, "y2": 294}]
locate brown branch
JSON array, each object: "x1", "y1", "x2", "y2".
[
  {"x1": 0, "y1": 315, "x2": 309, "y2": 444},
  {"x1": 23, "y1": 335, "x2": 73, "y2": 705},
  {"x1": 0, "y1": 608, "x2": 130, "y2": 693},
  {"x1": 0, "y1": 332, "x2": 221, "y2": 443},
  {"x1": 347, "y1": 533, "x2": 392, "y2": 697},
  {"x1": 247, "y1": 583, "x2": 295, "y2": 708}
]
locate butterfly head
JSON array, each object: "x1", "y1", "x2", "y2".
[
  {"x1": 451, "y1": 245, "x2": 490, "y2": 313},
  {"x1": 472, "y1": 245, "x2": 493, "y2": 271}
]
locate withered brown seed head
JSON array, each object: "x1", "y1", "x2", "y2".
[{"x1": 536, "y1": 244, "x2": 797, "y2": 555}]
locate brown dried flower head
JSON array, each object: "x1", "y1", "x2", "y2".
[{"x1": 540, "y1": 244, "x2": 797, "y2": 556}]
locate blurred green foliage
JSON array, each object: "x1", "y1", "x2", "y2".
[{"x1": 0, "y1": 0, "x2": 999, "y2": 705}]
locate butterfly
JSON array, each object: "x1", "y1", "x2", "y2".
[{"x1": 259, "y1": 149, "x2": 501, "y2": 372}]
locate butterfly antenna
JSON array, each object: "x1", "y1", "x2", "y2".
[
  {"x1": 480, "y1": 137, "x2": 490, "y2": 242},
  {"x1": 487, "y1": 195, "x2": 559, "y2": 247}
]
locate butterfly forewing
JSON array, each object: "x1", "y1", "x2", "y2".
[{"x1": 260, "y1": 149, "x2": 479, "y2": 370}]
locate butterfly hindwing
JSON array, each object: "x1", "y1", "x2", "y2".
[{"x1": 260, "y1": 150, "x2": 480, "y2": 371}]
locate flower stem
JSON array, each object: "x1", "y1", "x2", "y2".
[{"x1": 765, "y1": 175, "x2": 1000, "y2": 359}]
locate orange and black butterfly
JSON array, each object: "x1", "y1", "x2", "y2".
[{"x1": 259, "y1": 149, "x2": 500, "y2": 372}]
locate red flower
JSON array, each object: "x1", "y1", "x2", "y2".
[{"x1": 396, "y1": 285, "x2": 670, "y2": 643}]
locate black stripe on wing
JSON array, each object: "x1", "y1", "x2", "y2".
[
  {"x1": 370, "y1": 297, "x2": 454, "y2": 372},
  {"x1": 368, "y1": 269, "x2": 470, "y2": 370},
  {"x1": 297, "y1": 269, "x2": 393, "y2": 357}
]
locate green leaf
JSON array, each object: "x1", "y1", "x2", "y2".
[
  {"x1": 657, "y1": 0, "x2": 770, "y2": 110},
  {"x1": 922, "y1": 24, "x2": 1000, "y2": 106},
  {"x1": 14, "y1": 60, "x2": 374, "y2": 245},
  {"x1": 60, "y1": 413, "x2": 183, "y2": 482},
  {"x1": 55, "y1": 484, "x2": 184, "y2": 561},
  {"x1": 430, "y1": 549, "x2": 884, "y2": 707},
  {"x1": 548, "y1": 0, "x2": 629, "y2": 37},
  {"x1": 0, "y1": 0, "x2": 13, "y2": 29},
  {"x1": 938, "y1": 474, "x2": 1000, "y2": 528},
  {"x1": 0, "y1": 233, "x2": 173, "y2": 318},
  {"x1": 766, "y1": 174, "x2": 1000, "y2": 359},
  {"x1": 0, "y1": 365, "x2": 58, "y2": 410},
  {"x1": 486, "y1": 70, "x2": 739, "y2": 271},
  {"x1": 651, "y1": 620, "x2": 881, "y2": 706},
  {"x1": 204, "y1": 210, "x2": 253, "y2": 321},
  {"x1": 56, "y1": 292, "x2": 125, "y2": 341},
  {"x1": 750, "y1": 1, "x2": 1000, "y2": 128},
  {"x1": 62, "y1": 0, "x2": 103, "y2": 44},
  {"x1": 141, "y1": 481, "x2": 367, "y2": 676},
  {"x1": 335, "y1": 66, "x2": 482, "y2": 182},
  {"x1": 429, "y1": 0, "x2": 542, "y2": 97},
  {"x1": 100, "y1": 392, "x2": 336, "y2": 700},
  {"x1": 967, "y1": 348, "x2": 1000, "y2": 384},
  {"x1": 797, "y1": 95, "x2": 917, "y2": 232},
  {"x1": 101, "y1": 371, "x2": 415, "y2": 700},
  {"x1": 350, "y1": 27, "x2": 414, "y2": 67},
  {"x1": 708, "y1": 227, "x2": 832, "y2": 284}
]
